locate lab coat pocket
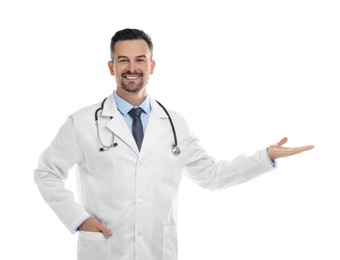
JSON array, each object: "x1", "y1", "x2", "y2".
[
  {"x1": 163, "y1": 225, "x2": 178, "y2": 260},
  {"x1": 78, "y1": 231, "x2": 110, "y2": 260}
]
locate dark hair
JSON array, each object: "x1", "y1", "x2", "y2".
[{"x1": 110, "y1": 28, "x2": 153, "y2": 59}]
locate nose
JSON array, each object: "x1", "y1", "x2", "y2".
[{"x1": 127, "y1": 61, "x2": 137, "y2": 72}]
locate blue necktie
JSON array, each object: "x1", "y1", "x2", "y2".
[{"x1": 128, "y1": 107, "x2": 144, "y2": 150}]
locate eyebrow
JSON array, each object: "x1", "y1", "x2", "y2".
[{"x1": 116, "y1": 55, "x2": 147, "y2": 60}]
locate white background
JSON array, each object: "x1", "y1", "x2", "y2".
[{"x1": 1, "y1": 0, "x2": 339, "y2": 259}]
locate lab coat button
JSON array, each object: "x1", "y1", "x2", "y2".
[
  {"x1": 137, "y1": 232, "x2": 143, "y2": 238},
  {"x1": 138, "y1": 198, "x2": 143, "y2": 204}
]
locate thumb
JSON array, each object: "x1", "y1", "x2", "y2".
[{"x1": 277, "y1": 137, "x2": 288, "y2": 146}]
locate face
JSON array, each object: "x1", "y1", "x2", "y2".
[{"x1": 108, "y1": 39, "x2": 155, "y2": 94}]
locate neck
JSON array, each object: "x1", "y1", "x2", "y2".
[{"x1": 116, "y1": 88, "x2": 147, "y2": 106}]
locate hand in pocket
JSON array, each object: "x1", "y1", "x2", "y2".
[{"x1": 79, "y1": 218, "x2": 112, "y2": 237}]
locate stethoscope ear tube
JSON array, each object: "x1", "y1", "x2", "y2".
[{"x1": 99, "y1": 142, "x2": 118, "y2": 152}]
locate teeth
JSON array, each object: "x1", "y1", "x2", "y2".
[{"x1": 125, "y1": 75, "x2": 140, "y2": 80}]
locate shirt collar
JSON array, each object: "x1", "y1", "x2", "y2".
[{"x1": 113, "y1": 91, "x2": 151, "y2": 116}]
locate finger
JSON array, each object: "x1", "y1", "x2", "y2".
[
  {"x1": 290, "y1": 145, "x2": 315, "y2": 155},
  {"x1": 277, "y1": 137, "x2": 288, "y2": 146},
  {"x1": 277, "y1": 145, "x2": 315, "y2": 158},
  {"x1": 97, "y1": 223, "x2": 113, "y2": 237}
]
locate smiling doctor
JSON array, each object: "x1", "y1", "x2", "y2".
[{"x1": 34, "y1": 28, "x2": 314, "y2": 260}]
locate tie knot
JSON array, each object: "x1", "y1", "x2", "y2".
[{"x1": 129, "y1": 107, "x2": 143, "y2": 118}]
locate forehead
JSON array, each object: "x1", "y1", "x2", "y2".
[{"x1": 113, "y1": 39, "x2": 151, "y2": 57}]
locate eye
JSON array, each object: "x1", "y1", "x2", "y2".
[
  {"x1": 136, "y1": 58, "x2": 146, "y2": 63},
  {"x1": 118, "y1": 59, "x2": 128, "y2": 64}
]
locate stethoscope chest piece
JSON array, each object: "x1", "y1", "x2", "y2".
[{"x1": 172, "y1": 145, "x2": 181, "y2": 156}]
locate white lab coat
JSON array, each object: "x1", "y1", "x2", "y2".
[{"x1": 34, "y1": 93, "x2": 275, "y2": 260}]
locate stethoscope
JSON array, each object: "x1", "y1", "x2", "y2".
[{"x1": 95, "y1": 97, "x2": 181, "y2": 156}]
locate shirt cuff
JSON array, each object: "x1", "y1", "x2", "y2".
[
  {"x1": 74, "y1": 214, "x2": 91, "y2": 232},
  {"x1": 266, "y1": 148, "x2": 277, "y2": 168}
]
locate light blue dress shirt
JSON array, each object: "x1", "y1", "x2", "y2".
[{"x1": 113, "y1": 91, "x2": 151, "y2": 134}]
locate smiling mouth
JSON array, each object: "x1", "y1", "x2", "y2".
[{"x1": 123, "y1": 74, "x2": 142, "y2": 80}]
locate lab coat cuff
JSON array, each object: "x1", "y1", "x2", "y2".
[{"x1": 72, "y1": 213, "x2": 91, "y2": 234}]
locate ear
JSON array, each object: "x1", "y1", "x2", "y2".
[
  {"x1": 108, "y1": 61, "x2": 115, "y2": 75},
  {"x1": 149, "y1": 60, "x2": 156, "y2": 75}
]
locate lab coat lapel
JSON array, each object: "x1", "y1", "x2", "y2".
[
  {"x1": 103, "y1": 94, "x2": 140, "y2": 154},
  {"x1": 101, "y1": 94, "x2": 169, "y2": 155},
  {"x1": 140, "y1": 99, "x2": 169, "y2": 155}
]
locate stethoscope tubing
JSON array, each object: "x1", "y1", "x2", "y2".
[{"x1": 95, "y1": 97, "x2": 180, "y2": 155}]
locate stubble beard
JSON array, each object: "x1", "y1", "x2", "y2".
[{"x1": 120, "y1": 76, "x2": 146, "y2": 94}]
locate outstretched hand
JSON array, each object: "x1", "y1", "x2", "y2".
[{"x1": 267, "y1": 137, "x2": 314, "y2": 161}]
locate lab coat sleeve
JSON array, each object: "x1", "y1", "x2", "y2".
[
  {"x1": 34, "y1": 116, "x2": 90, "y2": 234},
  {"x1": 182, "y1": 121, "x2": 275, "y2": 190}
]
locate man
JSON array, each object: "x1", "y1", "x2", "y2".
[{"x1": 34, "y1": 28, "x2": 314, "y2": 260}]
